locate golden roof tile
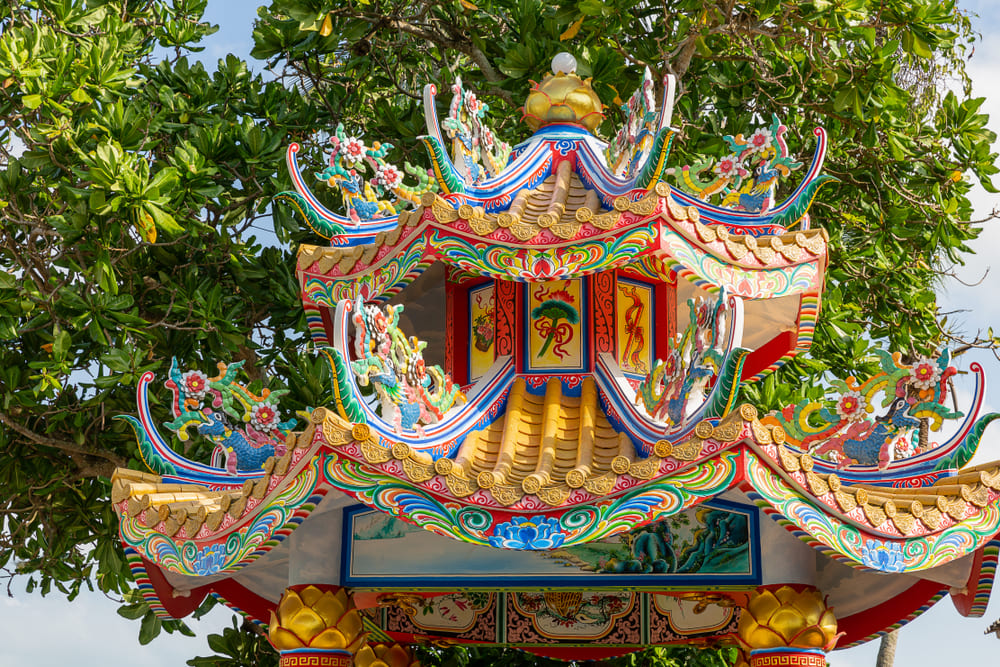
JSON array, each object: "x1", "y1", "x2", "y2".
[
  {"x1": 772, "y1": 447, "x2": 1000, "y2": 536},
  {"x1": 110, "y1": 431, "x2": 314, "y2": 539}
]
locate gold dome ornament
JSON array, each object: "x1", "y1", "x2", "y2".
[
  {"x1": 737, "y1": 586, "x2": 842, "y2": 652},
  {"x1": 523, "y1": 53, "x2": 604, "y2": 132},
  {"x1": 268, "y1": 585, "x2": 367, "y2": 656}
]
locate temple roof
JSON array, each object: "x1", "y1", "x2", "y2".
[
  {"x1": 435, "y1": 378, "x2": 632, "y2": 490},
  {"x1": 764, "y1": 447, "x2": 1000, "y2": 538},
  {"x1": 296, "y1": 188, "x2": 829, "y2": 280},
  {"x1": 111, "y1": 448, "x2": 301, "y2": 539},
  {"x1": 112, "y1": 398, "x2": 1000, "y2": 572}
]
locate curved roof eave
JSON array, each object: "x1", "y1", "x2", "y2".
[
  {"x1": 295, "y1": 195, "x2": 829, "y2": 303},
  {"x1": 113, "y1": 402, "x2": 1000, "y2": 585}
]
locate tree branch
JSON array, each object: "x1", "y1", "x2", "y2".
[{"x1": 0, "y1": 411, "x2": 124, "y2": 473}]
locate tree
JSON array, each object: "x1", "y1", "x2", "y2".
[
  {"x1": 0, "y1": 0, "x2": 996, "y2": 665},
  {"x1": 0, "y1": 0, "x2": 330, "y2": 639}
]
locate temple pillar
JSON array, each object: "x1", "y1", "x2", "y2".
[{"x1": 737, "y1": 585, "x2": 841, "y2": 667}]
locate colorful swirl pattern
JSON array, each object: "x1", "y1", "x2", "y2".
[
  {"x1": 303, "y1": 240, "x2": 432, "y2": 305},
  {"x1": 322, "y1": 451, "x2": 737, "y2": 548},
  {"x1": 428, "y1": 226, "x2": 656, "y2": 282},
  {"x1": 119, "y1": 459, "x2": 324, "y2": 576},
  {"x1": 743, "y1": 452, "x2": 1000, "y2": 573}
]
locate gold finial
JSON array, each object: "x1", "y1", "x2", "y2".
[
  {"x1": 523, "y1": 52, "x2": 604, "y2": 132},
  {"x1": 355, "y1": 643, "x2": 421, "y2": 667}
]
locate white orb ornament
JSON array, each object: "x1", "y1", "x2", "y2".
[{"x1": 551, "y1": 52, "x2": 577, "y2": 76}]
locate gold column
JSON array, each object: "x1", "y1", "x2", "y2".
[{"x1": 737, "y1": 586, "x2": 842, "y2": 667}]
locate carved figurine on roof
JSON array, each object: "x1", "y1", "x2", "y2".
[{"x1": 110, "y1": 53, "x2": 1000, "y2": 667}]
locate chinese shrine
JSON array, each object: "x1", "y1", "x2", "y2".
[{"x1": 110, "y1": 54, "x2": 1000, "y2": 667}]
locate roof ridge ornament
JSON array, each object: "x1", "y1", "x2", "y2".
[
  {"x1": 522, "y1": 52, "x2": 604, "y2": 132},
  {"x1": 606, "y1": 66, "x2": 676, "y2": 180},
  {"x1": 277, "y1": 56, "x2": 833, "y2": 246}
]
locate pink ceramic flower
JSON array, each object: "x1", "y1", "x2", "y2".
[
  {"x1": 748, "y1": 127, "x2": 772, "y2": 152},
  {"x1": 835, "y1": 390, "x2": 866, "y2": 422},
  {"x1": 374, "y1": 163, "x2": 401, "y2": 188},
  {"x1": 251, "y1": 402, "x2": 280, "y2": 433},
  {"x1": 909, "y1": 357, "x2": 941, "y2": 390},
  {"x1": 714, "y1": 154, "x2": 741, "y2": 178},
  {"x1": 181, "y1": 370, "x2": 209, "y2": 401},
  {"x1": 340, "y1": 136, "x2": 367, "y2": 161}
]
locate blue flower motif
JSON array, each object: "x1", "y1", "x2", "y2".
[
  {"x1": 192, "y1": 544, "x2": 227, "y2": 576},
  {"x1": 488, "y1": 516, "x2": 566, "y2": 550},
  {"x1": 861, "y1": 538, "x2": 905, "y2": 572}
]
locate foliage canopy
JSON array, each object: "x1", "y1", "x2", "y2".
[{"x1": 0, "y1": 0, "x2": 995, "y2": 664}]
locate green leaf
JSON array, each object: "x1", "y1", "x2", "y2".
[
  {"x1": 145, "y1": 202, "x2": 184, "y2": 236},
  {"x1": 117, "y1": 603, "x2": 148, "y2": 620},
  {"x1": 52, "y1": 327, "x2": 71, "y2": 361},
  {"x1": 138, "y1": 610, "x2": 163, "y2": 645}
]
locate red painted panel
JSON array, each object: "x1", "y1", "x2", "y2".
[
  {"x1": 140, "y1": 556, "x2": 210, "y2": 619},
  {"x1": 741, "y1": 330, "x2": 797, "y2": 381},
  {"x1": 495, "y1": 279, "x2": 517, "y2": 360},
  {"x1": 593, "y1": 271, "x2": 616, "y2": 355},
  {"x1": 836, "y1": 578, "x2": 945, "y2": 647}
]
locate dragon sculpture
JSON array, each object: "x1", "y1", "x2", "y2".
[
  {"x1": 605, "y1": 67, "x2": 661, "y2": 179},
  {"x1": 161, "y1": 359, "x2": 296, "y2": 473},
  {"x1": 637, "y1": 292, "x2": 733, "y2": 427},
  {"x1": 273, "y1": 122, "x2": 437, "y2": 240},
  {"x1": 676, "y1": 114, "x2": 828, "y2": 215},
  {"x1": 315, "y1": 123, "x2": 435, "y2": 224},
  {"x1": 349, "y1": 296, "x2": 466, "y2": 436},
  {"x1": 762, "y1": 350, "x2": 963, "y2": 469},
  {"x1": 441, "y1": 76, "x2": 511, "y2": 184},
  {"x1": 117, "y1": 358, "x2": 298, "y2": 477}
]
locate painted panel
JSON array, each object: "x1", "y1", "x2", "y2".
[
  {"x1": 649, "y1": 596, "x2": 741, "y2": 643},
  {"x1": 384, "y1": 593, "x2": 497, "y2": 637},
  {"x1": 373, "y1": 592, "x2": 741, "y2": 647},
  {"x1": 468, "y1": 283, "x2": 496, "y2": 381},
  {"x1": 524, "y1": 278, "x2": 587, "y2": 373},
  {"x1": 593, "y1": 271, "x2": 616, "y2": 354},
  {"x1": 495, "y1": 279, "x2": 516, "y2": 357},
  {"x1": 507, "y1": 591, "x2": 640, "y2": 643},
  {"x1": 341, "y1": 499, "x2": 760, "y2": 588},
  {"x1": 615, "y1": 277, "x2": 654, "y2": 376}
]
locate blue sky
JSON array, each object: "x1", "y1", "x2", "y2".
[{"x1": 6, "y1": 1, "x2": 1000, "y2": 665}]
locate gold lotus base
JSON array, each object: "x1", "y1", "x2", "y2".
[
  {"x1": 356, "y1": 643, "x2": 421, "y2": 667},
  {"x1": 269, "y1": 585, "x2": 366, "y2": 654},
  {"x1": 738, "y1": 586, "x2": 840, "y2": 652}
]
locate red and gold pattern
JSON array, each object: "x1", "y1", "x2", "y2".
[
  {"x1": 750, "y1": 651, "x2": 825, "y2": 667},
  {"x1": 280, "y1": 654, "x2": 353, "y2": 667}
]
